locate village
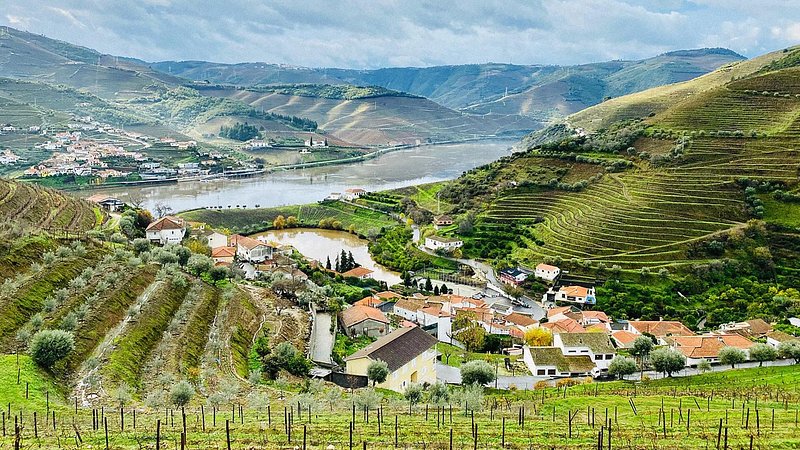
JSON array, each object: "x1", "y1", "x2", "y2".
[{"x1": 91, "y1": 193, "x2": 800, "y2": 394}]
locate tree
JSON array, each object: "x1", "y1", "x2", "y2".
[
  {"x1": 608, "y1": 356, "x2": 638, "y2": 380},
  {"x1": 696, "y1": 358, "x2": 712, "y2": 373},
  {"x1": 286, "y1": 216, "x2": 298, "y2": 227},
  {"x1": 170, "y1": 381, "x2": 194, "y2": 407},
  {"x1": 460, "y1": 360, "x2": 495, "y2": 386},
  {"x1": 650, "y1": 348, "x2": 686, "y2": 377},
  {"x1": 630, "y1": 335, "x2": 654, "y2": 375},
  {"x1": 209, "y1": 266, "x2": 230, "y2": 285},
  {"x1": 29, "y1": 329, "x2": 74, "y2": 369},
  {"x1": 433, "y1": 285, "x2": 440, "y2": 295},
  {"x1": 748, "y1": 343, "x2": 776, "y2": 367},
  {"x1": 778, "y1": 340, "x2": 800, "y2": 363},
  {"x1": 187, "y1": 254, "x2": 213, "y2": 278},
  {"x1": 425, "y1": 278, "x2": 433, "y2": 292},
  {"x1": 719, "y1": 346, "x2": 747, "y2": 368},
  {"x1": 456, "y1": 324, "x2": 486, "y2": 352},
  {"x1": 273, "y1": 215, "x2": 286, "y2": 229},
  {"x1": 440, "y1": 283, "x2": 449, "y2": 294},
  {"x1": 404, "y1": 383, "x2": 424, "y2": 406},
  {"x1": 367, "y1": 359, "x2": 389, "y2": 386},
  {"x1": 524, "y1": 327, "x2": 553, "y2": 346},
  {"x1": 427, "y1": 381, "x2": 450, "y2": 405},
  {"x1": 502, "y1": 284, "x2": 524, "y2": 299},
  {"x1": 325, "y1": 257, "x2": 332, "y2": 270},
  {"x1": 113, "y1": 382, "x2": 133, "y2": 407}
]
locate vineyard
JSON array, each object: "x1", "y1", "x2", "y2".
[
  {"x1": 0, "y1": 178, "x2": 100, "y2": 232},
  {"x1": 1, "y1": 356, "x2": 799, "y2": 449},
  {"x1": 480, "y1": 52, "x2": 800, "y2": 269}
]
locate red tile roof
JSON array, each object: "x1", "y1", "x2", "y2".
[
  {"x1": 669, "y1": 334, "x2": 754, "y2": 359},
  {"x1": 547, "y1": 306, "x2": 573, "y2": 318},
  {"x1": 355, "y1": 296, "x2": 383, "y2": 308},
  {"x1": 629, "y1": 321, "x2": 695, "y2": 337},
  {"x1": 612, "y1": 330, "x2": 638, "y2": 347},
  {"x1": 146, "y1": 216, "x2": 185, "y2": 231},
  {"x1": 230, "y1": 234, "x2": 268, "y2": 250},
  {"x1": 342, "y1": 267, "x2": 374, "y2": 278},
  {"x1": 340, "y1": 305, "x2": 388, "y2": 328},
  {"x1": 211, "y1": 246, "x2": 236, "y2": 258},
  {"x1": 542, "y1": 318, "x2": 586, "y2": 334},
  {"x1": 505, "y1": 312, "x2": 537, "y2": 327},
  {"x1": 536, "y1": 263, "x2": 559, "y2": 272}
]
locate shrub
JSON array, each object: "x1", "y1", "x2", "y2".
[
  {"x1": 427, "y1": 381, "x2": 450, "y2": 405},
  {"x1": 404, "y1": 383, "x2": 424, "y2": 405},
  {"x1": 29, "y1": 329, "x2": 75, "y2": 369},
  {"x1": 460, "y1": 360, "x2": 495, "y2": 386},
  {"x1": 696, "y1": 358, "x2": 712, "y2": 373}
]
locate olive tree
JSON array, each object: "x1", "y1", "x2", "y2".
[
  {"x1": 778, "y1": 340, "x2": 800, "y2": 363},
  {"x1": 650, "y1": 348, "x2": 686, "y2": 377},
  {"x1": 29, "y1": 329, "x2": 75, "y2": 369},
  {"x1": 719, "y1": 346, "x2": 747, "y2": 369},
  {"x1": 367, "y1": 359, "x2": 390, "y2": 386},
  {"x1": 748, "y1": 343, "x2": 776, "y2": 367},
  {"x1": 608, "y1": 356, "x2": 637, "y2": 380},
  {"x1": 170, "y1": 380, "x2": 194, "y2": 407},
  {"x1": 187, "y1": 254, "x2": 213, "y2": 278},
  {"x1": 460, "y1": 360, "x2": 495, "y2": 386},
  {"x1": 696, "y1": 358, "x2": 712, "y2": 373}
]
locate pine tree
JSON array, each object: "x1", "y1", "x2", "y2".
[
  {"x1": 335, "y1": 255, "x2": 341, "y2": 273},
  {"x1": 433, "y1": 286, "x2": 440, "y2": 295},
  {"x1": 425, "y1": 278, "x2": 433, "y2": 292},
  {"x1": 325, "y1": 256, "x2": 332, "y2": 270},
  {"x1": 340, "y1": 250, "x2": 349, "y2": 271},
  {"x1": 441, "y1": 283, "x2": 449, "y2": 294},
  {"x1": 348, "y1": 251, "x2": 357, "y2": 269}
]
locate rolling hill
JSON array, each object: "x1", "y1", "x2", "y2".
[
  {"x1": 438, "y1": 46, "x2": 800, "y2": 275},
  {"x1": 154, "y1": 48, "x2": 744, "y2": 121}
]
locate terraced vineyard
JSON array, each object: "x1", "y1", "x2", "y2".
[
  {"x1": 483, "y1": 53, "x2": 800, "y2": 269},
  {"x1": 0, "y1": 178, "x2": 100, "y2": 232}
]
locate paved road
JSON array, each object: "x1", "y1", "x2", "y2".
[
  {"x1": 628, "y1": 358, "x2": 796, "y2": 381},
  {"x1": 309, "y1": 311, "x2": 335, "y2": 366}
]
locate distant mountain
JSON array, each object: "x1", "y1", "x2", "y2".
[{"x1": 153, "y1": 48, "x2": 745, "y2": 120}]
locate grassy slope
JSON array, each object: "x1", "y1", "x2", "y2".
[
  {"x1": 171, "y1": 285, "x2": 221, "y2": 374},
  {"x1": 103, "y1": 276, "x2": 191, "y2": 389},
  {"x1": 0, "y1": 179, "x2": 98, "y2": 232}
]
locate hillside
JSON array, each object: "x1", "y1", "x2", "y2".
[
  {"x1": 154, "y1": 48, "x2": 744, "y2": 120},
  {"x1": 197, "y1": 85, "x2": 539, "y2": 145}
]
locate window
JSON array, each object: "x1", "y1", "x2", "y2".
[
  {"x1": 606, "y1": 354, "x2": 613, "y2": 360},
  {"x1": 537, "y1": 369, "x2": 545, "y2": 376},
  {"x1": 547, "y1": 369, "x2": 556, "y2": 375}
]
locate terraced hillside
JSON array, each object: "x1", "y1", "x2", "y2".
[
  {"x1": 446, "y1": 48, "x2": 800, "y2": 270},
  {"x1": 0, "y1": 178, "x2": 100, "y2": 232}
]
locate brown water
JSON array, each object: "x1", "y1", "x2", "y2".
[
  {"x1": 93, "y1": 140, "x2": 516, "y2": 212},
  {"x1": 254, "y1": 228, "x2": 402, "y2": 285}
]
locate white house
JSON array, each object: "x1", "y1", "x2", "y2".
[
  {"x1": 765, "y1": 331, "x2": 796, "y2": 349},
  {"x1": 343, "y1": 188, "x2": 367, "y2": 200},
  {"x1": 424, "y1": 235, "x2": 463, "y2": 251},
  {"x1": 553, "y1": 332, "x2": 616, "y2": 371},
  {"x1": 543, "y1": 285, "x2": 596, "y2": 305},
  {"x1": 231, "y1": 235, "x2": 274, "y2": 263},
  {"x1": 145, "y1": 216, "x2": 186, "y2": 245},
  {"x1": 394, "y1": 298, "x2": 424, "y2": 323},
  {"x1": 522, "y1": 347, "x2": 596, "y2": 378},
  {"x1": 535, "y1": 263, "x2": 561, "y2": 282}
]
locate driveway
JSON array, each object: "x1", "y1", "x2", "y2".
[{"x1": 309, "y1": 311, "x2": 335, "y2": 366}]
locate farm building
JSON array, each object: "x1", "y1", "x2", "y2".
[{"x1": 345, "y1": 327, "x2": 438, "y2": 392}]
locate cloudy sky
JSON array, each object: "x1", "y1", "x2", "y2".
[{"x1": 3, "y1": 1, "x2": 799, "y2": 68}]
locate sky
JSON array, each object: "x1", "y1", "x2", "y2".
[{"x1": 2, "y1": 1, "x2": 800, "y2": 68}]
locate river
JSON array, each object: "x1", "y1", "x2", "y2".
[
  {"x1": 93, "y1": 140, "x2": 516, "y2": 212},
  {"x1": 254, "y1": 228, "x2": 402, "y2": 285}
]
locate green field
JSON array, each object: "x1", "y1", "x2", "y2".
[
  {"x1": 2, "y1": 354, "x2": 799, "y2": 449},
  {"x1": 179, "y1": 201, "x2": 397, "y2": 236}
]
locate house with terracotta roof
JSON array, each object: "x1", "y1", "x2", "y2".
[
  {"x1": 627, "y1": 320, "x2": 695, "y2": 344},
  {"x1": 611, "y1": 330, "x2": 639, "y2": 349},
  {"x1": 535, "y1": 263, "x2": 561, "y2": 282},
  {"x1": 345, "y1": 327, "x2": 437, "y2": 392},
  {"x1": 542, "y1": 318, "x2": 586, "y2": 334},
  {"x1": 342, "y1": 267, "x2": 374, "y2": 279},
  {"x1": 554, "y1": 332, "x2": 616, "y2": 371},
  {"x1": 230, "y1": 234, "x2": 274, "y2": 263},
  {"x1": 433, "y1": 215, "x2": 454, "y2": 230},
  {"x1": 719, "y1": 319, "x2": 773, "y2": 338},
  {"x1": 667, "y1": 334, "x2": 755, "y2": 366},
  {"x1": 145, "y1": 216, "x2": 186, "y2": 245},
  {"x1": 339, "y1": 305, "x2": 389, "y2": 338},
  {"x1": 543, "y1": 284, "x2": 596, "y2": 305},
  {"x1": 393, "y1": 298, "x2": 425, "y2": 322},
  {"x1": 211, "y1": 246, "x2": 236, "y2": 264},
  {"x1": 546, "y1": 305, "x2": 580, "y2": 321},
  {"x1": 424, "y1": 235, "x2": 463, "y2": 251}
]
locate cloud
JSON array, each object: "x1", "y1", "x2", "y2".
[{"x1": 1, "y1": 0, "x2": 798, "y2": 68}]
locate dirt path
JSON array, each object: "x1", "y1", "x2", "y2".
[{"x1": 73, "y1": 280, "x2": 162, "y2": 406}]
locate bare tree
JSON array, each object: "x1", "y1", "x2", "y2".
[{"x1": 154, "y1": 202, "x2": 173, "y2": 219}]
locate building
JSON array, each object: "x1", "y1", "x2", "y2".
[
  {"x1": 343, "y1": 188, "x2": 367, "y2": 200},
  {"x1": 719, "y1": 319, "x2": 773, "y2": 339},
  {"x1": 433, "y1": 215, "x2": 454, "y2": 229},
  {"x1": 546, "y1": 285, "x2": 596, "y2": 305},
  {"x1": 339, "y1": 305, "x2": 390, "y2": 338},
  {"x1": 85, "y1": 194, "x2": 126, "y2": 212},
  {"x1": 522, "y1": 347, "x2": 596, "y2": 378},
  {"x1": 610, "y1": 330, "x2": 639, "y2": 349},
  {"x1": 211, "y1": 246, "x2": 236, "y2": 265},
  {"x1": 393, "y1": 298, "x2": 425, "y2": 322},
  {"x1": 145, "y1": 216, "x2": 186, "y2": 245},
  {"x1": 554, "y1": 332, "x2": 616, "y2": 371},
  {"x1": 304, "y1": 137, "x2": 328, "y2": 148},
  {"x1": 627, "y1": 320, "x2": 695, "y2": 344},
  {"x1": 667, "y1": 334, "x2": 755, "y2": 366},
  {"x1": 191, "y1": 228, "x2": 228, "y2": 249},
  {"x1": 424, "y1": 235, "x2": 463, "y2": 251},
  {"x1": 344, "y1": 327, "x2": 438, "y2": 392},
  {"x1": 766, "y1": 330, "x2": 796, "y2": 349},
  {"x1": 535, "y1": 263, "x2": 561, "y2": 282},
  {"x1": 499, "y1": 268, "x2": 528, "y2": 286},
  {"x1": 342, "y1": 267, "x2": 374, "y2": 279},
  {"x1": 230, "y1": 235, "x2": 274, "y2": 263}
]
